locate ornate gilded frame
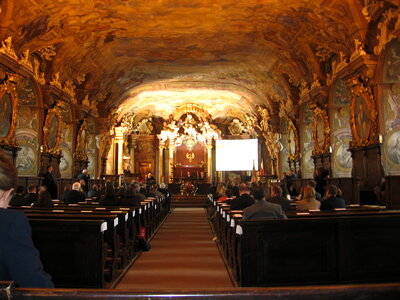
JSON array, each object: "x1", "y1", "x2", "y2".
[
  {"x1": 75, "y1": 120, "x2": 88, "y2": 160},
  {"x1": 0, "y1": 74, "x2": 19, "y2": 147},
  {"x1": 287, "y1": 119, "x2": 299, "y2": 160},
  {"x1": 312, "y1": 105, "x2": 331, "y2": 155},
  {"x1": 42, "y1": 102, "x2": 63, "y2": 154},
  {"x1": 349, "y1": 79, "x2": 378, "y2": 148}
]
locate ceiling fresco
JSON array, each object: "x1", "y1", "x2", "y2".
[{"x1": 0, "y1": 0, "x2": 396, "y2": 120}]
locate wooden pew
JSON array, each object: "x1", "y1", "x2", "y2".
[
  {"x1": 29, "y1": 218, "x2": 108, "y2": 288},
  {"x1": 238, "y1": 214, "x2": 400, "y2": 287}
]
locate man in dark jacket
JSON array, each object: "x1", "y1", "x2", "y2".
[
  {"x1": 320, "y1": 185, "x2": 346, "y2": 210},
  {"x1": 42, "y1": 165, "x2": 57, "y2": 199},
  {"x1": 62, "y1": 182, "x2": 85, "y2": 203},
  {"x1": 243, "y1": 186, "x2": 287, "y2": 220},
  {"x1": 230, "y1": 183, "x2": 255, "y2": 210},
  {"x1": 0, "y1": 151, "x2": 54, "y2": 288},
  {"x1": 24, "y1": 184, "x2": 38, "y2": 205},
  {"x1": 268, "y1": 185, "x2": 291, "y2": 212}
]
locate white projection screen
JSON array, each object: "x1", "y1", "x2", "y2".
[{"x1": 216, "y1": 139, "x2": 259, "y2": 171}]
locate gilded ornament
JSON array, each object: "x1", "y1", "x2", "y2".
[
  {"x1": 350, "y1": 39, "x2": 367, "y2": 62},
  {"x1": 33, "y1": 59, "x2": 45, "y2": 85},
  {"x1": 374, "y1": 8, "x2": 400, "y2": 55},
  {"x1": 0, "y1": 75, "x2": 19, "y2": 147},
  {"x1": 50, "y1": 72, "x2": 62, "y2": 89},
  {"x1": 42, "y1": 102, "x2": 63, "y2": 154},
  {"x1": 311, "y1": 104, "x2": 331, "y2": 155},
  {"x1": 18, "y1": 49, "x2": 33, "y2": 71},
  {"x1": 37, "y1": 45, "x2": 56, "y2": 61},
  {"x1": 348, "y1": 77, "x2": 379, "y2": 148},
  {"x1": 63, "y1": 80, "x2": 75, "y2": 97},
  {"x1": 287, "y1": 119, "x2": 300, "y2": 161},
  {"x1": 0, "y1": 37, "x2": 17, "y2": 60},
  {"x1": 186, "y1": 152, "x2": 195, "y2": 163}
]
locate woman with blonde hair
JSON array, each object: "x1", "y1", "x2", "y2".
[{"x1": 296, "y1": 185, "x2": 320, "y2": 211}]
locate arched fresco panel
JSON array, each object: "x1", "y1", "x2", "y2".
[
  {"x1": 15, "y1": 107, "x2": 39, "y2": 175},
  {"x1": 87, "y1": 133, "x2": 97, "y2": 178},
  {"x1": 382, "y1": 39, "x2": 400, "y2": 175},
  {"x1": 60, "y1": 124, "x2": 73, "y2": 178},
  {"x1": 301, "y1": 105, "x2": 314, "y2": 178},
  {"x1": 331, "y1": 79, "x2": 352, "y2": 177}
]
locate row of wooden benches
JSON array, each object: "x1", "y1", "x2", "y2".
[
  {"x1": 206, "y1": 196, "x2": 400, "y2": 287},
  {"x1": 10, "y1": 196, "x2": 169, "y2": 288}
]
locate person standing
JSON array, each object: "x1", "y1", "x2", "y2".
[
  {"x1": 42, "y1": 165, "x2": 57, "y2": 199},
  {"x1": 77, "y1": 169, "x2": 90, "y2": 193},
  {"x1": 0, "y1": 151, "x2": 54, "y2": 287}
]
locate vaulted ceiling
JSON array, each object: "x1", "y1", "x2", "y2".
[{"x1": 0, "y1": 0, "x2": 392, "y2": 120}]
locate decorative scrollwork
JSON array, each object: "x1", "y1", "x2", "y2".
[
  {"x1": 374, "y1": 7, "x2": 400, "y2": 55},
  {"x1": 0, "y1": 74, "x2": 19, "y2": 147},
  {"x1": 348, "y1": 77, "x2": 379, "y2": 148},
  {"x1": 42, "y1": 102, "x2": 63, "y2": 155},
  {"x1": 75, "y1": 121, "x2": 88, "y2": 160},
  {"x1": 311, "y1": 103, "x2": 331, "y2": 155},
  {"x1": 287, "y1": 119, "x2": 300, "y2": 160}
]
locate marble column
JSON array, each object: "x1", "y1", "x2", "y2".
[
  {"x1": 114, "y1": 127, "x2": 125, "y2": 175},
  {"x1": 158, "y1": 140, "x2": 165, "y2": 184},
  {"x1": 206, "y1": 139, "x2": 213, "y2": 183},
  {"x1": 129, "y1": 136, "x2": 137, "y2": 173},
  {"x1": 168, "y1": 139, "x2": 175, "y2": 183}
]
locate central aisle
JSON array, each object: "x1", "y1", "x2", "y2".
[{"x1": 116, "y1": 208, "x2": 233, "y2": 289}]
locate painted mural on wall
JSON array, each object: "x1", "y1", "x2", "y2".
[
  {"x1": 0, "y1": 93, "x2": 12, "y2": 137},
  {"x1": 331, "y1": 78, "x2": 352, "y2": 177},
  {"x1": 15, "y1": 107, "x2": 39, "y2": 176},
  {"x1": 87, "y1": 134, "x2": 97, "y2": 178},
  {"x1": 301, "y1": 106, "x2": 314, "y2": 178},
  {"x1": 382, "y1": 39, "x2": 400, "y2": 175},
  {"x1": 17, "y1": 77, "x2": 38, "y2": 106},
  {"x1": 60, "y1": 125, "x2": 73, "y2": 178}
]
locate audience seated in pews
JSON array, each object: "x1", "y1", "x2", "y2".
[
  {"x1": 99, "y1": 183, "x2": 120, "y2": 206},
  {"x1": 216, "y1": 183, "x2": 227, "y2": 202},
  {"x1": 0, "y1": 151, "x2": 54, "y2": 288},
  {"x1": 268, "y1": 185, "x2": 291, "y2": 211},
  {"x1": 32, "y1": 190, "x2": 54, "y2": 208},
  {"x1": 134, "y1": 182, "x2": 146, "y2": 203},
  {"x1": 24, "y1": 184, "x2": 38, "y2": 206},
  {"x1": 230, "y1": 183, "x2": 255, "y2": 210},
  {"x1": 9, "y1": 185, "x2": 27, "y2": 207},
  {"x1": 119, "y1": 184, "x2": 140, "y2": 207},
  {"x1": 87, "y1": 183, "x2": 100, "y2": 199},
  {"x1": 148, "y1": 184, "x2": 162, "y2": 198},
  {"x1": 306, "y1": 180, "x2": 322, "y2": 201},
  {"x1": 296, "y1": 186, "x2": 321, "y2": 211},
  {"x1": 243, "y1": 185, "x2": 287, "y2": 220},
  {"x1": 320, "y1": 184, "x2": 346, "y2": 210},
  {"x1": 224, "y1": 189, "x2": 235, "y2": 205},
  {"x1": 62, "y1": 182, "x2": 86, "y2": 203}
]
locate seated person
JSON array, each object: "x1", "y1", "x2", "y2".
[
  {"x1": 148, "y1": 184, "x2": 162, "y2": 198},
  {"x1": 120, "y1": 185, "x2": 139, "y2": 207},
  {"x1": 133, "y1": 182, "x2": 146, "y2": 203},
  {"x1": 320, "y1": 185, "x2": 346, "y2": 210},
  {"x1": 268, "y1": 185, "x2": 291, "y2": 212},
  {"x1": 78, "y1": 179, "x2": 87, "y2": 195},
  {"x1": 32, "y1": 190, "x2": 54, "y2": 208},
  {"x1": 224, "y1": 189, "x2": 235, "y2": 205},
  {"x1": 243, "y1": 186, "x2": 287, "y2": 220},
  {"x1": 24, "y1": 184, "x2": 38, "y2": 206},
  {"x1": 99, "y1": 184, "x2": 120, "y2": 206},
  {"x1": 0, "y1": 151, "x2": 54, "y2": 287},
  {"x1": 307, "y1": 180, "x2": 322, "y2": 201},
  {"x1": 296, "y1": 186, "x2": 321, "y2": 211},
  {"x1": 9, "y1": 185, "x2": 27, "y2": 207},
  {"x1": 62, "y1": 182, "x2": 86, "y2": 204},
  {"x1": 230, "y1": 183, "x2": 255, "y2": 210},
  {"x1": 87, "y1": 184, "x2": 100, "y2": 199}
]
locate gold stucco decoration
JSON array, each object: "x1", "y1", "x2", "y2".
[{"x1": 311, "y1": 103, "x2": 331, "y2": 155}]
